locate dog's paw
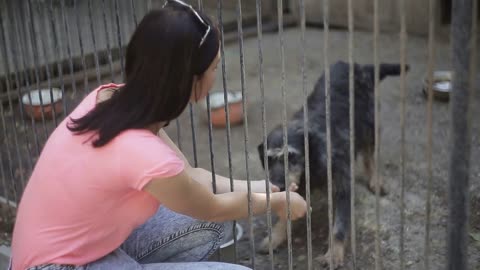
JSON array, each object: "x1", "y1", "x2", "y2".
[
  {"x1": 258, "y1": 220, "x2": 287, "y2": 254},
  {"x1": 257, "y1": 236, "x2": 281, "y2": 254},
  {"x1": 258, "y1": 237, "x2": 272, "y2": 254},
  {"x1": 316, "y1": 241, "x2": 345, "y2": 269}
]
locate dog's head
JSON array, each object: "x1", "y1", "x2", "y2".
[{"x1": 257, "y1": 124, "x2": 306, "y2": 191}]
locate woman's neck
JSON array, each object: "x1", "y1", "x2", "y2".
[{"x1": 96, "y1": 87, "x2": 166, "y2": 135}]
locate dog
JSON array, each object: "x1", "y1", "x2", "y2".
[{"x1": 257, "y1": 61, "x2": 408, "y2": 268}]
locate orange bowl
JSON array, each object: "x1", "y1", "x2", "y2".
[
  {"x1": 210, "y1": 101, "x2": 244, "y2": 128},
  {"x1": 202, "y1": 91, "x2": 244, "y2": 128},
  {"x1": 22, "y1": 89, "x2": 63, "y2": 121}
]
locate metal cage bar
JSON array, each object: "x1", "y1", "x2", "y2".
[{"x1": 447, "y1": 0, "x2": 476, "y2": 269}]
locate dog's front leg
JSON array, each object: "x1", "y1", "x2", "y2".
[
  {"x1": 258, "y1": 219, "x2": 287, "y2": 254},
  {"x1": 318, "y1": 172, "x2": 350, "y2": 269},
  {"x1": 364, "y1": 149, "x2": 387, "y2": 196}
]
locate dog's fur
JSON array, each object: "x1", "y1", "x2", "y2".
[{"x1": 257, "y1": 61, "x2": 407, "y2": 268}]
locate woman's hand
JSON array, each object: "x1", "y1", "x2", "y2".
[{"x1": 271, "y1": 183, "x2": 307, "y2": 221}]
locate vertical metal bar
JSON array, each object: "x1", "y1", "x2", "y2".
[
  {"x1": 73, "y1": 0, "x2": 89, "y2": 96},
  {"x1": 299, "y1": 0, "x2": 312, "y2": 267},
  {"x1": 24, "y1": 0, "x2": 49, "y2": 140},
  {"x1": 101, "y1": 0, "x2": 115, "y2": 81},
  {"x1": 48, "y1": 0, "x2": 68, "y2": 118},
  {"x1": 217, "y1": 0, "x2": 236, "y2": 263},
  {"x1": 0, "y1": 93, "x2": 18, "y2": 210},
  {"x1": 3, "y1": 0, "x2": 37, "y2": 168},
  {"x1": 323, "y1": 0, "x2": 334, "y2": 269},
  {"x1": 206, "y1": 96, "x2": 217, "y2": 194},
  {"x1": 236, "y1": 0, "x2": 248, "y2": 264},
  {"x1": 114, "y1": 0, "x2": 125, "y2": 79},
  {"x1": 35, "y1": 2, "x2": 59, "y2": 127},
  {"x1": 60, "y1": 0, "x2": 77, "y2": 97},
  {"x1": 0, "y1": 20, "x2": 16, "y2": 207},
  {"x1": 347, "y1": 0, "x2": 356, "y2": 269},
  {"x1": 447, "y1": 0, "x2": 476, "y2": 269},
  {"x1": 399, "y1": 0, "x2": 407, "y2": 269},
  {"x1": 158, "y1": 115, "x2": 185, "y2": 159},
  {"x1": 9, "y1": 1, "x2": 41, "y2": 156},
  {"x1": 188, "y1": 105, "x2": 198, "y2": 167},
  {"x1": 4, "y1": 1, "x2": 32, "y2": 198},
  {"x1": 0, "y1": 3, "x2": 30, "y2": 197},
  {"x1": 196, "y1": 0, "x2": 214, "y2": 200},
  {"x1": 195, "y1": 0, "x2": 216, "y2": 196},
  {"x1": 175, "y1": 119, "x2": 182, "y2": 151},
  {"x1": 277, "y1": 1, "x2": 293, "y2": 270},
  {"x1": 0, "y1": 105, "x2": 17, "y2": 206},
  {"x1": 131, "y1": 0, "x2": 139, "y2": 27},
  {"x1": 424, "y1": 0, "x2": 435, "y2": 268},
  {"x1": 190, "y1": 0, "x2": 201, "y2": 168},
  {"x1": 87, "y1": 0, "x2": 102, "y2": 86},
  {"x1": 0, "y1": 100, "x2": 19, "y2": 203},
  {"x1": 373, "y1": 0, "x2": 382, "y2": 268},
  {"x1": 423, "y1": 0, "x2": 435, "y2": 270},
  {"x1": 256, "y1": 0, "x2": 274, "y2": 268}
]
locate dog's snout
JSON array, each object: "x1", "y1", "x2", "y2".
[{"x1": 269, "y1": 164, "x2": 286, "y2": 191}]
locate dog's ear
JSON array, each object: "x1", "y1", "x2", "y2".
[{"x1": 257, "y1": 143, "x2": 265, "y2": 168}]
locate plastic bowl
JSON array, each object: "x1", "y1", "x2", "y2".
[
  {"x1": 22, "y1": 88, "x2": 63, "y2": 121},
  {"x1": 202, "y1": 91, "x2": 244, "y2": 128}
]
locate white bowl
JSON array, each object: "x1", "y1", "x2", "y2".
[{"x1": 202, "y1": 91, "x2": 243, "y2": 110}]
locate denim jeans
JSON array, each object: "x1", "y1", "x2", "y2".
[{"x1": 22, "y1": 207, "x2": 250, "y2": 270}]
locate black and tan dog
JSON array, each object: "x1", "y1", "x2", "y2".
[{"x1": 257, "y1": 61, "x2": 407, "y2": 268}]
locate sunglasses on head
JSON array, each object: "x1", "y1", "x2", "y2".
[{"x1": 162, "y1": 0, "x2": 212, "y2": 48}]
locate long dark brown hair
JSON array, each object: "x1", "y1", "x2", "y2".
[{"x1": 67, "y1": 6, "x2": 219, "y2": 147}]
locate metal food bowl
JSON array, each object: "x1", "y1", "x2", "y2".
[
  {"x1": 200, "y1": 90, "x2": 244, "y2": 128},
  {"x1": 422, "y1": 70, "x2": 452, "y2": 101},
  {"x1": 21, "y1": 88, "x2": 63, "y2": 121},
  {"x1": 209, "y1": 222, "x2": 243, "y2": 263}
]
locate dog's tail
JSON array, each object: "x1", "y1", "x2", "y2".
[{"x1": 378, "y1": 63, "x2": 410, "y2": 80}]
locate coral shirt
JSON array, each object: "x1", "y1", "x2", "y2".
[{"x1": 11, "y1": 84, "x2": 185, "y2": 270}]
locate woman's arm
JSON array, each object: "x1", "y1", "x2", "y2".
[
  {"x1": 188, "y1": 167, "x2": 276, "y2": 193},
  {"x1": 143, "y1": 170, "x2": 306, "y2": 222},
  {"x1": 157, "y1": 129, "x2": 274, "y2": 194}
]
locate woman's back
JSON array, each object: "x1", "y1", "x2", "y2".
[{"x1": 11, "y1": 84, "x2": 184, "y2": 270}]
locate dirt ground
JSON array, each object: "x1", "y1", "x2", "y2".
[
  {"x1": 1, "y1": 27, "x2": 479, "y2": 269},
  {"x1": 165, "y1": 28, "x2": 480, "y2": 269}
]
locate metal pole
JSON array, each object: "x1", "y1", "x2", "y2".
[{"x1": 447, "y1": 0, "x2": 476, "y2": 269}]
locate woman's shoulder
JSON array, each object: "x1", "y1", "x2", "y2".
[
  {"x1": 111, "y1": 129, "x2": 185, "y2": 189},
  {"x1": 112, "y1": 129, "x2": 178, "y2": 160}
]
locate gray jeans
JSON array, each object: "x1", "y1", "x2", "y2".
[{"x1": 23, "y1": 207, "x2": 250, "y2": 270}]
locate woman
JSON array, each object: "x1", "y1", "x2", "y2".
[{"x1": 10, "y1": 1, "x2": 307, "y2": 269}]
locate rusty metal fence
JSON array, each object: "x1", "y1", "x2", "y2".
[{"x1": 0, "y1": 0, "x2": 478, "y2": 269}]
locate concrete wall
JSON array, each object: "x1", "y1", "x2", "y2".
[{"x1": 289, "y1": 0, "x2": 443, "y2": 36}]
